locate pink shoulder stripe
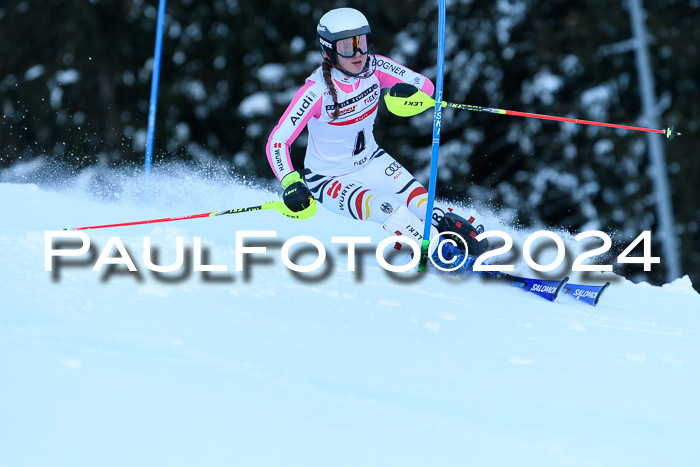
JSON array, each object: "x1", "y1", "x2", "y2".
[
  {"x1": 286, "y1": 86, "x2": 323, "y2": 143},
  {"x1": 279, "y1": 80, "x2": 321, "y2": 124},
  {"x1": 374, "y1": 55, "x2": 435, "y2": 96},
  {"x1": 266, "y1": 80, "x2": 323, "y2": 180}
]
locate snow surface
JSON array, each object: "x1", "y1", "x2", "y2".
[{"x1": 1, "y1": 166, "x2": 699, "y2": 467}]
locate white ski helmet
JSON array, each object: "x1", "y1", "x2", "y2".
[{"x1": 317, "y1": 8, "x2": 375, "y2": 77}]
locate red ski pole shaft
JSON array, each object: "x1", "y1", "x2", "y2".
[
  {"x1": 445, "y1": 102, "x2": 681, "y2": 139},
  {"x1": 64, "y1": 200, "x2": 317, "y2": 231},
  {"x1": 507, "y1": 109, "x2": 665, "y2": 135},
  {"x1": 65, "y1": 206, "x2": 263, "y2": 231}
]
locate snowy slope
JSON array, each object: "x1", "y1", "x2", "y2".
[{"x1": 1, "y1": 166, "x2": 699, "y2": 467}]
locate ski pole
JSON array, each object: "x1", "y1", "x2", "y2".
[
  {"x1": 64, "y1": 200, "x2": 317, "y2": 231},
  {"x1": 419, "y1": 0, "x2": 447, "y2": 272},
  {"x1": 384, "y1": 89, "x2": 681, "y2": 139}
]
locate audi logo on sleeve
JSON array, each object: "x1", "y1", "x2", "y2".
[{"x1": 384, "y1": 161, "x2": 402, "y2": 176}]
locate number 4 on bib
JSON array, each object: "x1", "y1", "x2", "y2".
[{"x1": 353, "y1": 130, "x2": 366, "y2": 156}]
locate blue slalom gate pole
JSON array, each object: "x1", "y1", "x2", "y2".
[
  {"x1": 144, "y1": 0, "x2": 167, "y2": 181},
  {"x1": 419, "y1": 0, "x2": 447, "y2": 271}
]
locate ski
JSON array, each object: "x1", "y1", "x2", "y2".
[
  {"x1": 435, "y1": 257, "x2": 612, "y2": 304},
  {"x1": 471, "y1": 270, "x2": 569, "y2": 302},
  {"x1": 430, "y1": 251, "x2": 610, "y2": 304},
  {"x1": 505, "y1": 274, "x2": 569, "y2": 302},
  {"x1": 561, "y1": 281, "x2": 611, "y2": 306}
]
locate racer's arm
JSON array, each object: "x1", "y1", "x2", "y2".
[
  {"x1": 373, "y1": 54, "x2": 435, "y2": 97},
  {"x1": 265, "y1": 80, "x2": 324, "y2": 182}
]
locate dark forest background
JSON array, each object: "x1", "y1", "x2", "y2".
[{"x1": 1, "y1": 0, "x2": 698, "y2": 289}]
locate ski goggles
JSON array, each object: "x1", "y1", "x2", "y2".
[{"x1": 335, "y1": 34, "x2": 370, "y2": 58}]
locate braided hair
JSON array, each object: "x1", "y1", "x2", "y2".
[{"x1": 322, "y1": 62, "x2": 340, "y2": 121}]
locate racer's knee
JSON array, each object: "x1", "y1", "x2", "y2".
[
  {"x1": 382, "y1": 204, "x2": 438, "y2": 247},
  {"x1": 353, "y1": 192, "x2": 401, "y2": 224}
]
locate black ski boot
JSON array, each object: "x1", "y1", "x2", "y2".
[{"x1": 436, "y1": 212, "x2": 489, "y2": 256}]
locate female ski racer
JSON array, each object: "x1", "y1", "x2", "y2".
[{"x1": 266, "y1": 7, "x2": 488, "y2": 265}]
